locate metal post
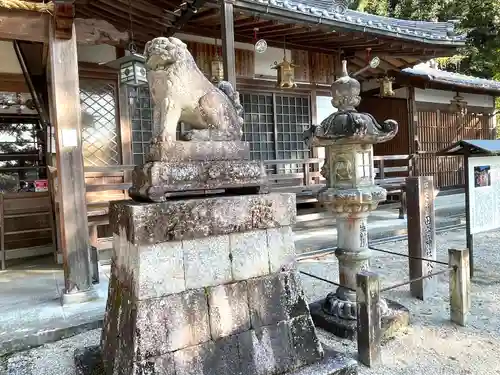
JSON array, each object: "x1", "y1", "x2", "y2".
[
  {"x1": 356, "y1": 271, "x2": 381, "y2": 367},
  {"x1": 406, "y1": 176, "x2": 437, "y2": 300},
  {"x1": 464, "y1": 151, "x2": 474, "y2": 278},
  {"x1": 449, "y1": 248, "x2": 470, "y2": 326}
]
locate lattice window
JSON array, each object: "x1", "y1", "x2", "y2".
[
  {"x1": 80, "y1": 80, "x2": 120, "y2": 166},
  {"x1": 275, "y1": 95, "x2": 311, "y2": 173},
  {"x1": 129, "y1": 86, "x2": 184, "y2": 165},
  {"x1": 241, "y1": 93, "x2": 275, "y2": 168},
  {"x1": 129, "y1": 86, "x2": 154, "y2": 166}
]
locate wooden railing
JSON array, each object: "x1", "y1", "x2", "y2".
[
  {"x1": 265, "y1": 158, "x2": 325, "y2": 202},
  {"x1": 373, "y1": 154, "x2": 413, "y2": 218},
  {"x1": 46, "y1": 156, "x2": 415, "y2": 251}
]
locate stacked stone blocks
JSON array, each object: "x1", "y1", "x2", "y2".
[{"x1": 103, "y1": 193, "x2": 324, "y2": 375}]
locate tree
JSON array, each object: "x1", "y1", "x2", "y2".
[{"x1": 349, "y1": 0, "x2": 500, "y2": 79}]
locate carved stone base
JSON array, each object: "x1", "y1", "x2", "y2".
[
  {"x1": 129, "y1": 160, "x2": 268, "y2": 202},
  {"x1": 322, "y1": 292, "x2": 388, "y2": 320},
  {"x1": 319, "y1": 186, "x2": 387, "y2": 214},
  {"x1": 309, "y1": 298, "x2": 410, "y2": 340},
  {"x1": 147, "y1": 140, "x2": 251, "y2": 163}
]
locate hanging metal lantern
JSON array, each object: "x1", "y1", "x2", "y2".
[
  {"x1": 210, "y1": 39, "x2": 224, "y2": 83},
  {"x1": 271, "y1": 57, "x2": 298, "y2": 89},
  {"x1": 378, "y1": 75, "x2": 395, "y2": 97},
  {"x1": 105, "y1": 49, "x2": 147, "y2": 87},
  {"x1": 102, "y1": 0, "x2": 147, "y2": 86},
  {"x1": 449, "y1": 93, "x2": 468, "y2": 115}
]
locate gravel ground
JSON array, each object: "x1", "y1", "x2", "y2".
[
  {"x1": 299, "y1": 228, "x2": 500, "y2": 375},
  {"x1": 2, "y1": 228, "x2": 500, "y2": 375}
]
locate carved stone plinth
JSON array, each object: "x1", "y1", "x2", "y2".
[{"x1": 129, "y1": 159, "x2": 268, "y2": 202}]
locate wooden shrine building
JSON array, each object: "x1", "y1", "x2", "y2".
[{"x1": 0, "y1": 0, "x2": 469, "y2": 301}]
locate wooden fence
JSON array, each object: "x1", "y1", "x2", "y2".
[{"x1": 416, "y1": 111, "x2": 493, "y2": 189}]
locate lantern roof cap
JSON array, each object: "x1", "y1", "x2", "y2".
[
  {"x1": 102, "y1": 53, "x2": 145, "y2": 70},
  {"x1": 303, "y1": 60, "x2": 398, "y2": 147}
]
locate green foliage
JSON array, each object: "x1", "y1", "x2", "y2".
[{"x1": 349, "y1": 0, "x2": 500, "y2": 80}]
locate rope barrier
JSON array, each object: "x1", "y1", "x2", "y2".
[
  {"x1": 0, "y1": 0, "x2": 54, "y2": 13},
  {"x1": 380, "y1": 266, "x2": 455, "y2": 292},
  {"x1": 369, "y1": 245, "x2": 449, "y2": 266},
  {"x1": 299, "y1": 270, "x2": 356, "y2": 292}
]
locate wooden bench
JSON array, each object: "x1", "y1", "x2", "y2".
[
  {"x1": 0, "y1": 191, "x2": 56, "y2": 269},
  {"x1": 374, "y1": 154, "x2": 413, "y2": 219}
]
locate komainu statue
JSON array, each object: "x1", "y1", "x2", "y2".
[{"x1": 144, "y1": 37, "x2": 244, "y2": 142}]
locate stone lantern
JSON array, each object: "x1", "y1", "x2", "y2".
[{"x1": 304, "y1": 60, "x2": 404, "y2": 336}]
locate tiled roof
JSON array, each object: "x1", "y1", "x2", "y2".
[
  {"x1": 402, "y1": 66, "x2": 500, "y2": 93},
  {"x1": 237, "y1": 0, "x2": 466, "y2": 44}
]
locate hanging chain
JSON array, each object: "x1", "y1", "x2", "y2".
[{"x1": 128, "y1": 0, "x2": 137, "y2": 53}]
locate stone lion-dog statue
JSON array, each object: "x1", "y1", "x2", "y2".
[{"x1": 144, "y1": 37, "x2": 244, "y2": 142}]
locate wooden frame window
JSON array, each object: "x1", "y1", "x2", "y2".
[{"x1": 80, "y1": 79, "x2": 121, "y2": 166}]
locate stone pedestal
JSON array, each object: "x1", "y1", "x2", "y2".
[
  {"x1": 128, "y1": 140, "x2": 268, "y2": 202},
  {"x1": 73, "y1": 193, "x2": 358, "y2": 375}
]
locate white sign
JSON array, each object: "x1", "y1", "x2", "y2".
[
  {"x1": 61, "y1": 129, "x2": 78, "y2": 148},
  {"x1": 468, "y1": 155, "x2": 500, "y2": 234}
]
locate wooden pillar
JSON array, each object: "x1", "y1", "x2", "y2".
[
  {"x1": 48, "y1": 20, "x2": 96, "y2": 304},
  {"x1": 220, "y1": 0, "x2": 237, "y2": 89},
  {"x1": 356, "y1": 271, "x2": 381, "y2": 367},
  {"x1": 449, "y1": 248, "x2": 470, "y2": 326}
]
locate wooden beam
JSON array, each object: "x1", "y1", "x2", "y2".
[
  {"x1": 221, "y1": 0, "x2": 236, "y2": 89},
  {"x1": 48, "y1": 19, "x2": 95, "y2": 304},
  {"x1": 0, "y1": 9, "x2": 49, "y2": 43},
  {"x1": 53, "y1": 1, "x2": 75, "y2": 40},
  {"x1": 167, "y1": 0, "x2": 209, "y2": 36},
  {"x1": 75, "y1": 18, "x2": 129, "y2": 45},
  {"x1": 0, "y1": 7, "x2": 131, "y2": 46}
]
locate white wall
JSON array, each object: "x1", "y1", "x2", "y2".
[
  {"x1": 0, "y1": 41, "x2": 23, "y2": 74},
  {"x1": 316, "y1": 96, "x2": 335, "y2": 124},
  {"x1": 415, "y1": 88, "x2": 495, "y2": 109},
  {"x1": 77, "y1": 44, "x2": 116, "y2": 64},
  {"x1": 0, "y1": 41, "x2": 117, "y2": 74}
]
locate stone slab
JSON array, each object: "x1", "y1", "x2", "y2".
[
  {"x1": 207, "y1": 282, "x2": 251, "y2": 340},
  {"x1": 309, "y1": 298, "x2": 410, "y2": 340},
  {"x1": 230, "y1": 230, "x2": 270, "y2": 280},
  {"x1": 109, "y1": 193, "x2": 296, "y2": 245},
  {"x1": 137, "y1": 242, "x2": 186, "y2": 299},
  {"x1": 247, "y1": 271, "x2": 310, "y2": 328},
  {"x1": 288, "y1": 315, "x2": 324, "y2": 367},
  {"x1": 147, "y1": 140, "x2": 251, "y2": 162},
  {"x1": 129, "y1": 160, "x2": 268, "y2": 202},
  {"x1": 174, "y1": 335, "x2": 241, "y2": 375},
  {"x1": 75, "y1": 344, "x2": 357, "y2": 375},
  {"x1": 267, "y1": 226, "x2": 296, "y2": 273},
  {"x1": 135, "y1": 288, "x2": 211, "y2": 357},
  {"x1": 183, "y1": 235, "x2": 232, "y2": 289},
  {"x1": 238, "y1": 323, "x2": 295, "y2": 375}
]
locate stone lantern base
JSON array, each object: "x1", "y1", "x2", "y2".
[{"x1": 309, "y1": 299, "x2": 410, "y2": 340}]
